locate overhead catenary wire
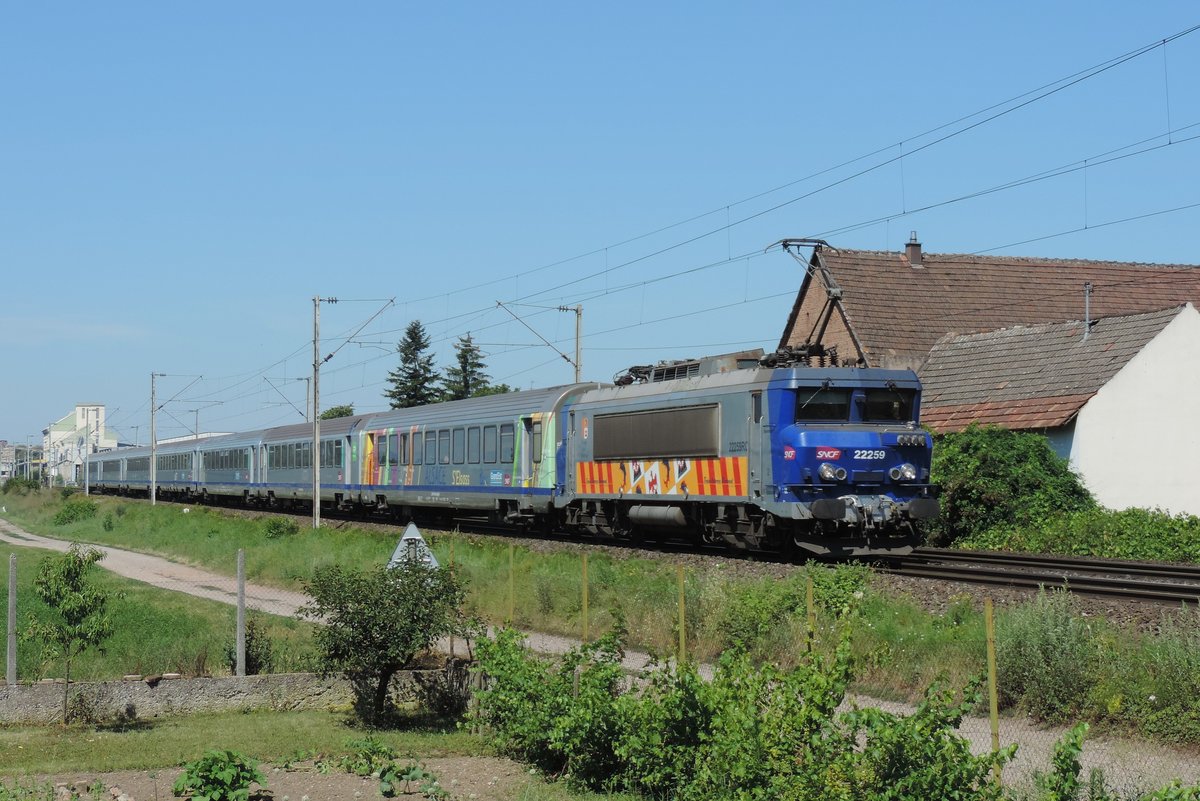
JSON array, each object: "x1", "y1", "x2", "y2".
[{"x1": 95, "y1": 24, "x2": 1200, "y2": 435}]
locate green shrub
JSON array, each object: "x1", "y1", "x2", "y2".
[
  {"x1": 928, "y1": 425, "x2": 1093, "y2": 544},
  {"x1": 172, "y1": 749, "x2": 265, "y2": 801},
  {"x1": 222, "y1": 615, "x2": 275, "y2": 676},
  {"x1": 1, "y1": 477, "x2": 39, "y2": 496},
  {"x1": 52, "y1": 498, "x2": 98, "y2": 526},
  {"x1": 963, "y1": 507, "x2": 1200, "y2": 563},
  {"x1": 262, "y1": 516, "x2": 300, "y2": 539},
  {"x1": 996, "y1": 589, "x2": 1099, "y2": 722},
  {"x1": 471, "y1": 625, "x2": 1016, "y2": 799}
]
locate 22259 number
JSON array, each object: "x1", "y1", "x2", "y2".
[{"x1": 853, "y1": 449, "x2": 887, "y2": 460}]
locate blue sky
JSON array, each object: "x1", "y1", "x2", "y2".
[{"x1": 3, "y1": 2, "x2": 1198, "y2": 445}]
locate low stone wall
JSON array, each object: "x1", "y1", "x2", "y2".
[{"x1": 0, "y1": 671, "x2": 441, "y2": 725}]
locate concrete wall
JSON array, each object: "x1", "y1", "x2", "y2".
[
  {"x1": 1070, "y1": 305, "x2": 1200, "y2": 515},
  {"x1": 0, "y1": 670, "x2": 443, "y2": 725}
]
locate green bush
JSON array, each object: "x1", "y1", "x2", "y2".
[
  {"x1": 996, "y1": 590, "x2": 1099, "y2": 722},
  {"x1": 1, "y1": 477, "x2": 39, "y2": 495},
  {"x1": 223, "y1": 615, "x2": 275, "y2": 676},
  {"x1": 928, "y1": 425, "x2": 1093, "y2": 544},
  {"x1": 262, "y1": 516, "x2": 300, "y2": 539},
  {"x1": 963, "y1": 507, "x2": 1200, "y2": 563},
  {"x1": 471, "y1": 625, "x2": 1015, "y2": 799},
  {"x1": 172, "y1": 749, "x2": 264, "y2": 801},
  {"x1": 52, "y1": 498, "x2": 98, "y2": 526}
]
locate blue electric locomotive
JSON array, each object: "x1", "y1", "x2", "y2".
[{"x1": 87, "y1": 349, "x2": 937, "y2": 557}]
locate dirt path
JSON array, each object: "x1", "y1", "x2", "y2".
[{"x1": 2, "y1": 516, "x2": 1196, "y2": 792}]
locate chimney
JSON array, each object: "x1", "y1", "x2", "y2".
[{"x1": 905, "y1": 231, "x2": 923, "y2": 268}]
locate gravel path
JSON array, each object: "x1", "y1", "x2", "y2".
[{"x1": 2, "y1": 516, "x2": 1196, "y2": 792}]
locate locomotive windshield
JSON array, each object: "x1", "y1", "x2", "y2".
[
  {"x1": 863, "y1": 388, "x2": 916, "y2": 422},
  {"x1": 796, "y1": 388, "x2": 851, "y2": 421}
]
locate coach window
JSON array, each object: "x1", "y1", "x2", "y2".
[
  {"x1": 483, "y1": 425, "x2": 497, "y2": 463},
  {"x1": 388, "y1": 433, "x2": 400, "y2": 465},
  {"x1": 335, "y1": 440, "x2": 343, "y2": 467},
  {"x1": 377, "y1": 435, "x2": 388, "y2": 466},
  {"x1": 398, "y1": 433, "x2": 408, "y2": 465},
  {"x1": 467, "y1": 427, "x2": 481, "y2": 464},
  {"x1": 531, "y1": 422, "x2": 542, "y2": 463},
  {"x1": 499, "y1": 423, "x2": 515, "y2": 464},
  {"x1": 451, "y1": 428, "x2": 465, "y2": 464},
  {"x1": 412, "y1": 432, "x2": 423, "y2": 465},
  {"x1": 438, "y1": 429, "x2": 451, "y2": 464},
  {"x1": 425, "y1": 432, "x2": 438, "y2": 465}
]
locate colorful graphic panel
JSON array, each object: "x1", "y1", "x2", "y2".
[{"x1": 576, "y1": 457, "x2": 748, "y2": 497}]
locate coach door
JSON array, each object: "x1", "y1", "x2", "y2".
[
  {"x1": 747, "y1": 391, "x2": 765, "y2": 499},
  {"x1": 519, "y1": 415, "x2": 543, "y2": 488}
]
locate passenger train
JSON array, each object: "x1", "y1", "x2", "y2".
[{"x1": 87, "y1": 349, "x2": 938, "y2": 557}]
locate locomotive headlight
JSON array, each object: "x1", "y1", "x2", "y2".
[
  {"x1": 888, "y1": 462, "x2": 918, "y2": 481},
  {"x1": 818, "y1": 463, "x2": 847, "y2": 482}
]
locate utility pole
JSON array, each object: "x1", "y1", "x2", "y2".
[
  {"x1": 557, "y1": 304, "x2": 582, "y2": 382},
  {"x1": 312, "y1": 297, "x2": 339, "y2": 529},
  {"x1": 150, "y1": 372, "x2": 165, "y2": 505},
  {"x1": 83, "y1": 408, "x2": 91, "y2": 496}
]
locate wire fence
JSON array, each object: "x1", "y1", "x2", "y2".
[{"x1": 2, "y1": 534, "x2": 1197, "y2": 794}]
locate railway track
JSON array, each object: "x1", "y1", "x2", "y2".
[{"x1": 884, "y1": 547, "x2": 1200, "y2": 605}]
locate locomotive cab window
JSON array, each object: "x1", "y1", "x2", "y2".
[
  {"x1": 795, "y1": 388, "x2": 851, "y2": 422},
  {"x1": 862, "y1": 388, "x2": 916, "y2": 422}
]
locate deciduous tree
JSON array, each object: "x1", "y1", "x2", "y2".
[
  {"x1": 301, "y1": 557, "x2": 466, "y2": 725},
  {"x1": 319, "y1": 404, "x2": 355, "y2": 420},
  {"x1": 25, "y1": 543, "x2": 114, "y2": 722}
]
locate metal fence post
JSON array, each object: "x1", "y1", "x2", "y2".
[
  {"x1": 806, "y1": 574, "x2": 816, "y2": 652},
  {"x1": 236, "y1": 548, "x2": 246, "y2": 677},
  {"x1": 7, "y1": 554, "x2": 15, "y2": 686},
  {"x1": 582, "y1": 553, "x2": 589, "y2": 643},
  {"x1": 677, "y1": 565, "x2": 686, "y2": 663},
  {"x1": 985, "y1": 598, "x2": 1002, "y2": 782},
  {"x1": 508, "y1": 543, "x2": 515, "y2": 624}
]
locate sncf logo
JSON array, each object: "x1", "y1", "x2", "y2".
[
  {"x1": 783, "y1": 446, "x2": 796, "y2": 461},
  {"x1": 815, "y1": 448, "x2": 842, "y2": 460}
]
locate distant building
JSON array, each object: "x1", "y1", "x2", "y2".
[
  {"x1": 778, "y1": 238, "x2": 1200, "y2": 514},
  {"x1": 43, "y1": 404, "x2": 119, "y2": 486}
]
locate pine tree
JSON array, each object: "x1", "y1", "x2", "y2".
[
  {"x1": 384, "y1": 321, "x2": 441, "y2": 408},
  {"x1": 442, "y1": 333, "x2": 491, "y2": 401}
]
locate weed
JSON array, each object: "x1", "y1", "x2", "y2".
[
  {"x1": 172, "y1": 749, "x2": 265, "y2": 801},
  {"x1": 263, "y1": 516, "x2": 300, "y2": 539}
]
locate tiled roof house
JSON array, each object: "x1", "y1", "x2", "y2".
[{"x1": 777, "y1": 238, "x2": 1200, "y2": 514}]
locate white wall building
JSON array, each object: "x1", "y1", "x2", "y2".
[
  {"x1": 921, "y1": 305, "x2": 1200, "y2": 516},
  {"x1": 43, "y1": 403, "x2": 119, "y2": 486}
]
